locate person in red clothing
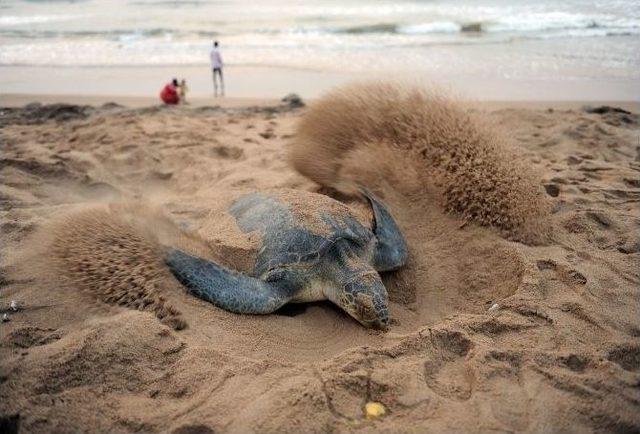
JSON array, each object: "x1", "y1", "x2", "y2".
[{"x1": 160, "y1": 78, "x2": 180, "y2": 105}]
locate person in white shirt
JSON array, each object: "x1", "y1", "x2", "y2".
[{"x1": 210, "y1": 40, "x2": 224, "y2": 97}]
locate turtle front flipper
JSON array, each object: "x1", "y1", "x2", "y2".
[
  {"x1": 360, "y1": 188, "x2": 408, "y2": 272},
  {"x1": 165, "y1": 249, "x2": 290, "y2": 314}
]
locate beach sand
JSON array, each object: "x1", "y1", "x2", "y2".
[
  {"x1": 2, "y1": 64, "x2": 639, "y2": 102},
  {"x1": 1, "y1": 91, "x2": 639, "y2": 433}
]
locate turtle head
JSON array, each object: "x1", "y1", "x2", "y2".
[
  {"x1": 339, "y1": 270, "x2": 390, "y2": 330},
  {"x1": 322, "y1": 239, "x2": 390, "y2": 329}
]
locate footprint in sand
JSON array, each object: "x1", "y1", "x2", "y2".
[
  {"x1": 607, "y1": 344, "x2": 640, "y2": 372},
  {"x1": 535, "y1": 259, "x2": 587, "y2": 287},
  {"x1": 259, "y1": 129, "x2": 275, "y2": 139},
  {"x1": 210, "y1": 145, "x2": 244, "y2": 160},
  {"x1": 172, "y1": 425, "x2": 215, "y2": 434},
  {"x1": 422, "y1": 329, "x2": 474, "y2": 401},
  {"x1": 544, "y1": 183, "x2": 560, "y2": 197},
  {"x1": 2, "y1": 326, "x2": 62, "y2": 349}
]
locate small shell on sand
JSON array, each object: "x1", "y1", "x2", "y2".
[
  {"x1": 488, "y1": 303, "x2": 500, "y2": 312},
  {"x1": 2, "y1": 313, "x2": 9, "y2": 322},
  {"x1": 364, "y1": 402, "x2": 386, "y2": 419},
  {"x1": 10, "y1": 300, "x2": 19, "y2": 311}
]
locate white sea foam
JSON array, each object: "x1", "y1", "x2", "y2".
[
  {"x1": 398, "y1": 22, "x2": 461, "y2": 34},
  {"x1": 0, "y1": 14, "x2": 83, "y2": 26}
]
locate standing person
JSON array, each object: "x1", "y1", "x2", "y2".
[
  {"x1": 160, "y1": 78, "x2": 180, "y2": 105},
  {"x1": 210, "y1": 40, "x2": 224, "y2": 97}
]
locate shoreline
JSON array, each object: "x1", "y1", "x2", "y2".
[{"x1": 1, "y1": 92, "x2": 638, "y2": 113}]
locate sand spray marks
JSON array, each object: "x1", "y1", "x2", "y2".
[
  {"x1": 13, "y1": 202, "x2": 215, "y2": 330},
  {"x1": 6, "y1": 82, "x2": 550, "y2": 337},
  {"x1": 290, "y1": 82, "x2": 551, "y2": 243}
]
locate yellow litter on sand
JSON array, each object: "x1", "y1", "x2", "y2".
[{"x1": 365, "y1": 402, "x2": 386, "y2": 419}]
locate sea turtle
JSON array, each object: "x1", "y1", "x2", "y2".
[{"x1": 165, "y1": 188, "x2": 408, "y2": 329}]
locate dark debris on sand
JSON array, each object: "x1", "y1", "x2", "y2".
[
  {"x1": 1, "y1": 94, "x2": 304, "y2": 127},
  {"x1": 0, "y1": 103, "x2": 95, "y2": 127},
  {"x1": 582, "y1": 105, "x2": 638, "y2": 127},
  {"x1": 0, "y1": 413, "x2": 20, "y2": 434},
  {"x1": 281, "y1": 93, "x2": 305, "y2": 108},
  {"x1": 583, "y1": 105, "x2": 631, "y2": 115},
  {"x1": 194, "y1": 94, "x2": 305, "y2": 116}
]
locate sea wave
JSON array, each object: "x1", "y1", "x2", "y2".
[
  {"x1": 337, "y1": 23, "x2": 400, "y2": 34},
  {"x1": 487, "y1": 13, "x2": 640, "y2": 33},
  {"x1": 1, "y1": 10, "x2": 639, "y2": 41},
  {"x1": 1, "y1": 21, "x2": 638, "y2": 62},
  {"x1": 0, "y1": 28, "x2": 219, "y2": 40},
  {"x1": 0, "y1": 14, "x2": 83, "y2": 26},
  {"x1": 1, "y1": 18, "x2": 638, "y2": 49},
  {"x1": 395, "y1": 18, "x2": 639, "y2": 36},
  {"x1": 398, "y1": 21, "x2": 461, "y2": 34}
]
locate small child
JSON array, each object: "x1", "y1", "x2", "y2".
[{"x1": 179, "y1": 79, "x2": 189, "y2": 104}]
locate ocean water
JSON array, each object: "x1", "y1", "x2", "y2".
[{"x1": 1, "y1": 0, "x2": 639, "y2": 88}]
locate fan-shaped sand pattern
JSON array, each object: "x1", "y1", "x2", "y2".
[{"x1": 290, "y1": 83, "x2": 552, "y2": 243}]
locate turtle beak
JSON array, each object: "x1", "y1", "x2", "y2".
[{"x1": 343, "y1": 272, "x2": 390, "y2": 330}]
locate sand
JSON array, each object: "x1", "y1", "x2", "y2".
[
  {"x1": 2, "y1": 63, "x2": 639, "y2": 101},
  {"x1": 1, "y1": 91, "x2": 639, "y2": 433}
]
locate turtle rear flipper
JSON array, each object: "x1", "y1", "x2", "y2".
[
  {"x1": 165, "y1": 249, "x2": 290, "y2": 314},
  {"x1": 360, "y1": 188, "x2": 408, "y2": 272}
]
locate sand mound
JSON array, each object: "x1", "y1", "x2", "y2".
[
  {"x1": 15, "y1": 203, "x2": 215, "y2": 330},
  {"x1": 290, "y1": 82, "x2": 551, "y2": 242}
]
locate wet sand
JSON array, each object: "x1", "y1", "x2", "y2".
[{"x1": 2, "y1": 63, "x2": 639, "y2": 101}]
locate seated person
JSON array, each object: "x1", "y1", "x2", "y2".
[{"x1": 160, "y1": 78, "x2": 180, "y2": 105}]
